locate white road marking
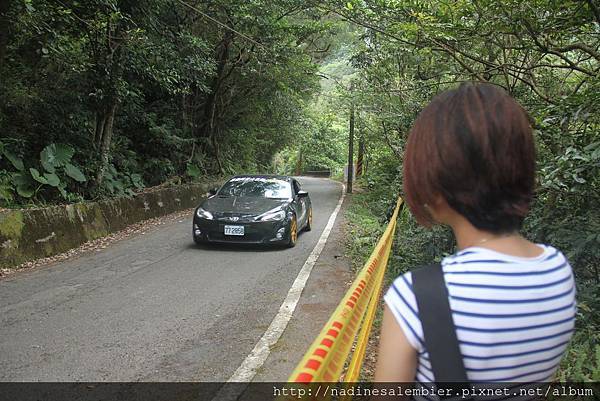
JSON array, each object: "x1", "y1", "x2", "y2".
[{"x1": 211, "y1": 180, "x2": 345, "y2": 400}]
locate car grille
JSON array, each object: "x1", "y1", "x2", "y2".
[
  {"x1": 213, "y1": 213, "x2": 256, "y2": 223},
  {"x1": 207, "y1": 231, "x2": 265, "y2": 243}
]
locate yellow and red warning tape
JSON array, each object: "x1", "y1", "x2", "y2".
[{"x1": 287, "y1": 197, "x2": 403, "y2": 386}]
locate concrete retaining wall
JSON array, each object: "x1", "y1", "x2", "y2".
[
  {"x1": 302, "y1": 170, "x2": 331, "y2": 178},
  {"x1": 0, "y1": 180, "x2": 221, "y2": 269}
]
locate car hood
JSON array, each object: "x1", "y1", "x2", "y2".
[{"x1": 202, "y1": 196, "x2": 289, "y2": 216}]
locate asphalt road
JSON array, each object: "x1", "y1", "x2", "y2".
[{"x1": 0, "y1": 177, "x2": 343, "y2": 381}]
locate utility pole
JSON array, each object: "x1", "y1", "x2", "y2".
[{"x1": 347, "y1": 92, "x2": 355, "y2": 194}]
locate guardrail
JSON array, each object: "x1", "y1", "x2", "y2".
[
  {"x1": 285, "y1": 197, "x2": 403, "y2": 388},
  {"x1": 301, "y1": 170, "x2": 332, "y2": 178}
]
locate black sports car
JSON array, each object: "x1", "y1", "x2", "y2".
[{"x1": 193, "y1": 175, "x2": 313, "y2": 247}]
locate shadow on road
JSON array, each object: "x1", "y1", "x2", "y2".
[
  {"x1": 184, "y1": 241, "x2": 291, "y2": 253},
  {"x1": 184, "y1": 229, "x2": 311, "y2": 253}
]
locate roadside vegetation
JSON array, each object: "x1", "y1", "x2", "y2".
[
  {"x1": 310, "y1": 0, "x2": 599, "y2": 381},
  {"x1": 0, "y1": 0, "x2": 344, "y2": 207}
]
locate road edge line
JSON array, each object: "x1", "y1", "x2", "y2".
[{"x1": 213, "y1": 181, "x2": 346, "y2": 397}]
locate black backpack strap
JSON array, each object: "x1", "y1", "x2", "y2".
[{"x1": 412, "y1": 263, "x2": 470, "y2": 395}]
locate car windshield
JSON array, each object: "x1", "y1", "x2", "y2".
[{"x1": 218, "y1": 177, "x2": 292, "y2": 199}]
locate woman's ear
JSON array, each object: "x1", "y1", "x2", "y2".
[{"x1": 426, "y1": 194, "x2": 453, "y2": 225}]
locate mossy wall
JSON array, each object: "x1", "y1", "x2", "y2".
[{"x1": 0, "y1": 180, "x2": 221, "y2": 268}]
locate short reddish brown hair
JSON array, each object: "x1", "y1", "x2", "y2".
[{"x1": 403, "y1": 83, "x2": 535, "y2": 233}]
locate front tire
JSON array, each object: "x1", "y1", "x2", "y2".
[
  {"x1": 287, "y1": 215, "x2": 298, "y2": 248},
  {"x1": 193, "y1": 230, "x2": 205, "y2": 246},
  {"x1": 304, "y1": 207, "x2": 313, "y2": 231}
]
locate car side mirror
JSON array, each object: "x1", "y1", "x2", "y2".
[
  {"x1": 297, "y1": 190, "x2": 308, "y2": 198},
  {"x1": 209, "y1": 188, "x2": 218, "y2": 196}
]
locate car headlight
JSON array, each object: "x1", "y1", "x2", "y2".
[
  {"x1": 257, "y1": 209, "x2": 286, "y2": 221},
  {"x1": 196, "y1": 207, "x2": 213, "y2": 220}
]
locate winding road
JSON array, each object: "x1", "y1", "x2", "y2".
[{"x1": 0, "y1": 177, "x2": 343, "y2": 382}]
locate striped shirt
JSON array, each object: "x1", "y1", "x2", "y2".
[{"x1": 384, "y1": 244, "x2": 576, "y2": 390}]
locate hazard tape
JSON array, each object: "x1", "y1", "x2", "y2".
[{"x1": 285, "y1": 198, "x2": 403, "y2": 390}]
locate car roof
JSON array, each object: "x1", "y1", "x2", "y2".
[{"x1": 230, "y1": 174, "x2": 293, "y2": 182}]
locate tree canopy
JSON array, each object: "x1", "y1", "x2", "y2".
[
  {"x1": 0, "y1": 0, "x2": 343, "y2": 202},
  {"x1": 311, "y1": 0, "x2": 599, "y2": 379}
]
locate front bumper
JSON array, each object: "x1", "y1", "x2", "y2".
[{"x1": 193, "y1": 216, "x2": 289, "y2": 244}]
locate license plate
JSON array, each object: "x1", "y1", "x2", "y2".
[{"x1": 224, "y1": 225, "x2": 245, "y2": 236}]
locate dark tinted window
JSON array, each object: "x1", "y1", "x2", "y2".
[{"x1": 218, "y1": 177, "x2": 292, "y2": 199}]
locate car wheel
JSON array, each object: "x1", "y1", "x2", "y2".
[
  {"x1": 193, "y1": 236, "x2": 204, "y2": 246},
  {"x1": 287, "y1": 215, "x2": 298, "y2": 248},
  {"x1": 304, "y1": 207, "x2": 313, "y2": 231}
]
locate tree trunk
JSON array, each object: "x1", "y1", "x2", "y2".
[
  {"x1": 356, "y1": 129, "x2": 365, "y2": 177},
  {"x1": 198, "y1": 32, "x2": 233, "y2": 164},
  {"x1": 181, "y1": 93, "x2": 187, "y2": 132},
  {"x1": 95, "y1": 103, "x2": 117, "y2": 185},
  {"x1": 0, "y1": 0, "x2": 13, "y2": 69},
  {"x1": 94, "y1": 112, "x2": 107, "y2": 148},
  {"x1": 211, "y1": 132, "x2": 223, "y2": 174}
]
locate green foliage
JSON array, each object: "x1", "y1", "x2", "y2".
[
  {"x1": 319, "y1": 0, "x2": 600, "y2": 380},
  {"x1": 40, "y1": 144, "x2": 75, "y2": 173},
  {"x1": 100, "y1": 165, "x2": 143, "y2": 197},
  {"x1": 276, "y1": 25, "x2": 359, "y2": 176},
  {"x1": 0, "y1": 0, "x2": 341, "y2": 206},
  {"x1": 186, "y1": 163, "x2": 201, "y2": 179},
  {"x1": 4, "y1": 150, "x2": 24, "y2": 171},
  {"x1": 64, "y1": 163, "x2": 86, "y2": 183},
  {"x1": 345, "y1": 192, "x2": 386, "y2": 270},
  {"x1": 557, "y1": 332, "x2": 600, "y2": 382},
  {"x1": 10, "y1": 172, "x2": 35, "y2": 199},
  {"x1": 0, "y1": 142, "x2": 87, "y2": 204},
  {"x1": 275, "y1": 112, "x2": 347, "y2": 175},
  {"x1": 30, "y1": 168, "x2": 59, "y2": 187},
  {"x1": 0, "y1": 171, "x2": 14, "y2": 203}
]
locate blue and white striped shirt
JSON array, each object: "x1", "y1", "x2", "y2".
[{"x1": 384, "y1": 244, "x2": 576, "y2": 387}]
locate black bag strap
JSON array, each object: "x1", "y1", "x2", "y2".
[{"x1": 412, "y1": 263, "x2": 470, "y2": 393}]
